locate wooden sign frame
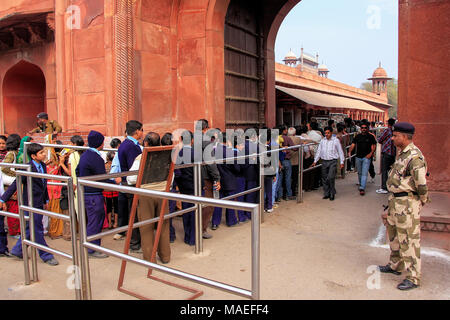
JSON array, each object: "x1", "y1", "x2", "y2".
[{"x1": 117, "y1": 145, "x2": 203, "y2": 300}]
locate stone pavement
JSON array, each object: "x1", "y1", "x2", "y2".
[{"x1": 1, "y1": 171, "x2": 449, "y2": 300}]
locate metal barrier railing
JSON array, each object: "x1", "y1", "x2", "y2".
[
  {"x1": 15, "y1": 170, "x2": 80, "y2": 299},
  {"x1": 0, "y1": 161, "x2": 81, "y2": 299},
  {"x1": 5, "y1": 127, "x2": 387, "y2": 299},
  {"x1": 0, "y1": 163, "x2": 32, "y2": 282},
  {"x1": 76, "y1": 177, "x2": 260, "y2": 300}
]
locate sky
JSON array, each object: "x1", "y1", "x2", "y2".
[{"x1": 275, "y1": 0, "x2": 398, "y2": 88}]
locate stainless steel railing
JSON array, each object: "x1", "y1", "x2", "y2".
[
  {"x1": 0, "y1": 162, "x2": 81, "y2": 299},
  {"x1": 76, "y1": 177, "x2": 260, "y2": 300}
]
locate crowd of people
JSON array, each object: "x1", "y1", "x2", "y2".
[
  {"x1": 0, "y1": 113, "x2": 430, "y2": 292},
  {"x1": 0, "y1": 116, "x2": 392, "y2": 267}
]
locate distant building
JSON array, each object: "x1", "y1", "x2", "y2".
[{"x1": 277, "y1": 48, "x2": 392, "y2": 126}]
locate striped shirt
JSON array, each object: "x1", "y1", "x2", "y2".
[{"x1": 377, "y1": 127, "x2": 396, "y2": 156}]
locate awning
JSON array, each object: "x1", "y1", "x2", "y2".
[{"x1": 276, "y1": 86, "x2": 385, "y2": 113}]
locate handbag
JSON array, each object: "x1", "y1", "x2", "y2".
[
  {"x1": 1, "y1": 151, "x2": 16, "y2": 186},
  {"x1": 60, "y1": 186, "x2": 69, "y2": 210}
]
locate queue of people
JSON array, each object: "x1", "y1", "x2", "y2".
[{"x1": 0, "y1": 117, "x2": 389, "y2": 266}]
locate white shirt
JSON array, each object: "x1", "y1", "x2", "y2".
[{"x1": 314, "y1": 136, "x2": 345, "y2": 165}]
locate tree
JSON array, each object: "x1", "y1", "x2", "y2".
[{"x1": 360, "y1": 79, "x2": 398, "y2": 118}]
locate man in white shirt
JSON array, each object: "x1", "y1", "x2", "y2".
[{"x1": 311, "y1": 127, "x2": 345, "y2": 201}]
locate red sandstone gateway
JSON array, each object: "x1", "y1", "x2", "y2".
[{"x1": 0, "y1": 0, "x2": 447, "y2": 191}]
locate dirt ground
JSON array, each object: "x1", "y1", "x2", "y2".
[{"x1": 1, "y1": 168, "x2": 449, "y2": 300}]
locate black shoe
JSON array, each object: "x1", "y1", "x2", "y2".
[
  {"x1": 130, "y1": 247, "x2": 142, "y2": 253},
  {"x1": 322, "y1": 195, "x2": 330, "y2": 199},
  {"x1": 397, "y1": 279, "x2": 418, "y2": 290},
  {"x1": 211, "y1": 224, "x2": 218, "y2": 230},
  {"x1": 329, "y1": 196, "x2": 335, "y2": 201},
  {"x1": 378, "y1": 264, "x2": 401, "y2": 275}
]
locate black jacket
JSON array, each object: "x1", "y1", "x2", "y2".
[{"x1": 215, "y1": 144, "x2": 240, "y2": 191}]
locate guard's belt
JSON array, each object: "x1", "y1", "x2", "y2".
[{"x1": 393, "y1": 191, "x2": 418, "y2": 197}]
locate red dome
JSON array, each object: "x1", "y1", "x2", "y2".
[
  {"x1": 372, "y1": 63, "x2": 388, "y2": 78},
  {"x1": 372, "y1": 67, "x2": 387, "y2": 78}
]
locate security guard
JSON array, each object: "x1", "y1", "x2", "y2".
[
  {"x1": 28, "y1": 112, "x2": 62, "y2": 135},
  {"x1": 378, "y1": 122, "x2": 429, "y2": 290}
]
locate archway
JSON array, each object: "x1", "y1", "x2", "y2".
[
  {"x1": 220, "y1": 0, "x2": 301, "y2": 128},
  {"x1": 2, "y1": 60, "x2": 46, "y2": 135}
]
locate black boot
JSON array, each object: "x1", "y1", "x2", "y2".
[
  {"x1": 397, "y1": 279, "x2": 418, "y2": 290},
  {"x1": 378, "y1": 264, "x2": 401, "y2": 275}
]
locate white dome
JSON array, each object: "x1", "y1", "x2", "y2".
[
  {"x1": 284, "y1": 49, "x2": 297, "y2": 60},
  {"x1": 318, "y1": 64, "x2": 328, "y2": 71}
]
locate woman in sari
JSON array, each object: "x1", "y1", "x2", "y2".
[
  {"x1": 1, "y1": 134, "x2": 21, "y2": 237},
  {"x1": 46, "y1": 140, "x2": 64, "y2": 239}
]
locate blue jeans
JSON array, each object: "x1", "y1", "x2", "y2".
[
  {"x1": 356, "y1": 157, "x2": 371, "y2": 191},
  {"x1": 272, "y1": 171, "x2": 279, "y2": 204},
  {"x1": 264, "y1": 176, "x2": 273, "y2": 210},
  {"x1": 277, "y1": 159, "x2": 293, "y2": 198}
]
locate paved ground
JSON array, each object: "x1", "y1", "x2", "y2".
[{"x1": 1, "y1": 168, "x2": 449, "y2": 300}]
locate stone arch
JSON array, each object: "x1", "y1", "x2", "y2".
[
  {"x1": 2, "y1": 60, "x2": 46, "y2": 135},
  {"x1": 206, "y1": 0, "x2": 302, "y2": 129}
]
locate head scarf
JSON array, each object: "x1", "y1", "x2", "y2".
[{"x1": 17, "y1": 136, "x2": 31, "y2": 164}]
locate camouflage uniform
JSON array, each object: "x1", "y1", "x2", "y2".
[
  {"x1": 386, "y1": 142, "x2": 429, "y2": 286},
  {"x1": 29, "y1": 120, "x2": 62, "y2": 134}
]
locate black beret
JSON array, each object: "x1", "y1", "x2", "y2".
[
  {"x1": 37, "y1": 112, "x2": 48, "y2": 119},
  {"x1": 393, "y1": 122, "x2": 415, "y2": 134}
]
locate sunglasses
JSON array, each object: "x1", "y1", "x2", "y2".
[{"x1": 361, "y1": 127, "x2": 368, "y2": 129}]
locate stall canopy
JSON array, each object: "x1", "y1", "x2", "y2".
[{"x1": 276, "y1": 86, "x2": 385, "y2": 112}]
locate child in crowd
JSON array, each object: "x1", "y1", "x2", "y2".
[
  {"x1": 0, "y1": 170, "x2": 9, "y2": 257},
  {"x1": 212, "y1": 133, "x2": 241, "y2": 228},
  {"x1": 104, "y1": 151, "x2": 119, "y2": 229},
  {"x1": 0, "y1": 143, "x2": 59, "y2": 266},
  {"x1": 76, "y1": 130, "x2": 110, "y2": 259},
  {"x1": 1, "y1": 134, "x2": 21, "y2": 238},
  {"x1": 0, "y1": 135, "x2": 8, "y2": 161}
]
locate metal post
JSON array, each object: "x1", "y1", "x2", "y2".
[
  {"x1": 77, "y1": 183, "x2": 92, "y2": 300},
  {"x1": 343, "y1": 146, "x2": 347, "y2": 179},
  {"x1": 251, "y1": 206, "x2": 260, "y2": 300},
  {"x1": 23, "y1": 143, "x2": 28, "y2": 166},
  {"x1": 196, "y1": 163, "x2": 203, "y2": 253},
  {"x1": 259, "y1": 160, "x2": 264, "y2": 223},
  {"x1": 67, "y1": 178, "x2": 82, "y2": 300},
  {"x1": 297, "y1": 147, "x2": 304, "y2": 203},
  {"x1": 193, "y1": 164, "x2": 200, "y2": 254},
  {"x1": 26, "y1": 168, "x2": 38, "y2": 282},
  {"x1": 16, "y1": 177, "x2": 31, "y2": 285}
]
